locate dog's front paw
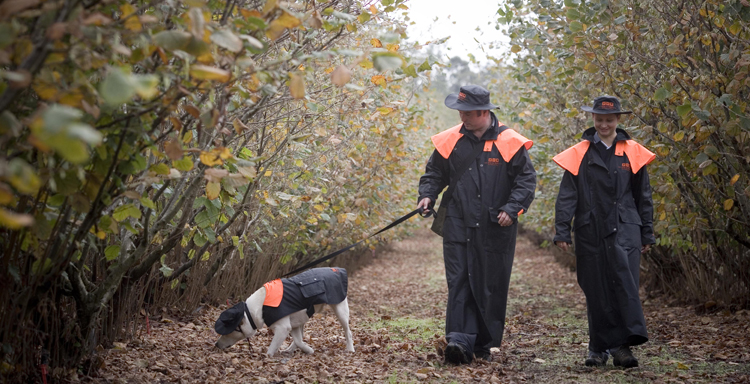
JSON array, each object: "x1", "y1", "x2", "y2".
[{"x1": 300, "y1": 345, "x2": 314, "y2": 354}]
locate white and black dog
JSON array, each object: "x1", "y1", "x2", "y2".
[{"x1": 214, "y1": 267, "x2": 354, "y2": 356}]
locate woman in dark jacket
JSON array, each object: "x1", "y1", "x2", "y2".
[{"x1": 553, "y1": 96, "x2": 656, "y2": 368}]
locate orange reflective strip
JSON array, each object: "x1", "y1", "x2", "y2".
[
  {"x1": 615, "y1": 140, "x2": 656, "y2": 174},
  {"x1": 552, "y1": 141, "x2": 590, "y2": 176},
  {"x1": 518, "y1": 208, "x2": 525, "y2": 216},
  {"x1": 263, "y1": 279, "x2": 283, "y2": 307},
  {"x1": 493, "y1": 128, "x2": 534, "y2": 162},
  {"x1": 430, "y1": 124, "x2": 463, "y2": 159}
]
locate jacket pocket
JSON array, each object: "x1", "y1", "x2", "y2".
[
  {"x1": 618, "y1": 205, "x2": 642, "y2": 225},
  {"x1": 295, "y1": 278, "x2": 325, "y2": 298}
]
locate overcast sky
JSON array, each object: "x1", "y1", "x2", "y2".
[{"x1": 402, "y1": 0, "x2": 509, "y2": 64}]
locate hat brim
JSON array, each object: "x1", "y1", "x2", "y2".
[
  {"x1": 214, "y1": 303, "x2": 245, "y2": 335},
  {"x1": 444, "y1": 94, "x2": 498, "y2": 111},
  {"x1": 581, "y1": 106, "x2": 632, "y2": 114}
]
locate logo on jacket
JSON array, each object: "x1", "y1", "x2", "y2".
[
  {"x1": 620, "y1": 162, "x2": 631, "y2": 171},
  {"x1": 487, "y1": 157, "x2": 500, "y2": 166}
]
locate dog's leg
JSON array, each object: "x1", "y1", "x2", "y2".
[
  {"x1": 289, "y1": 324, "x2": 314, "y2": 354},
  {"x1": 267, "y1": 319, "x2": 292, "y2": 357},
  {"x1": 288, "y1": 311, "x2": 314, "y2": 354},
  {"x1": 332, "y1": 298, "x2": 354, "y2": 352}
]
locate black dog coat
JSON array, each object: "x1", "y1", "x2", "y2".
[
  {"x1": 214, "y1": 267, "x2": 348, "y2": 335},
  {"x1": 261, "y1": 267, "x2": 348, "y2": 326}
]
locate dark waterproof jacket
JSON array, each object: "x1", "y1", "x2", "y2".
[
  {"x1": 553, "y1": 127, "x2": 655, "y2": 351},
  {"x1": 418, "y1": 113, "x2": 536, "y2": 347},
  {"x1": 262, "y1": 267, "x2": 348, "y2": 326}
]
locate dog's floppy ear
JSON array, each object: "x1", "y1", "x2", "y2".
[{"x1": 214, "y1": 302, "x2": 245, "y2": 335}]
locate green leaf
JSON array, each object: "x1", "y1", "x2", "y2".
[
  {"x1": 372, "y1": 52, "x2": 403, "y2": 72},
  {"x1": 569, "y1": 21, "x2": 583, "y2": 32},
  {"x1": 417, "y1": 60, "x2": 431, "y2": 72},
  {"x1": 566, "y1": 9, "x2": 580, "y2": 20},
  {"x1": 140, "y1": 197, "x2": 156, "y2": 210},
  {"x1": 654, "y1": 87, "x2": 670, "y2": 102},
  {"x1": 153, "y1": 30, "x2": 191, "y2": 51},
  {"x1": 173, "y1": 157, "x2": 194, "y2": 171},
  {"x1": 704, "y1": 145, "x2": 719, "y2": 158},
  {"x1": 105, "y1": 245, "x2": 120, "y2": 261},
  {"x1": 676, "y1": 103, "x2": 692, "y2": 118},
  {"x1": 113, "y1": 204, "x2": 142, "y2": 221},
  {"x1": 159, "y1": 263, "x2": 173, "y2": 277},
  {"x1": 402, "y1": 64, "x2": 417, "y2": 78},
  {"x1": 149, "y1": 163, "x2": 170, "y2": 175},
  {"x1": 211, "y1": 29, "x2": 243, "y2": 52},
  {"x1": 100, "y1": 68, "x2": 136, "y2": 105},
  {"x1": 133, "y1": 75, "x2": 160, "y2": 99}
]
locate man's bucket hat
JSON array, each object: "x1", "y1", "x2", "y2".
[
  {"x1": 444, "y1": 85, "x2": 498, "y2": 111},
  {"x1": 581, "y1": 95, "x2": 632, "y2": 115}
]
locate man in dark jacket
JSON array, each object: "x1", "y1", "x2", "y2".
[
  {"x1": 553, "y1": 95, "x2": 656, "y2": 368},
  {"x1": 417, "y1": 85, "x2": 537, "y2": 364}
]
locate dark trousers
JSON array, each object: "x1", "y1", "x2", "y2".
[{"x1": 443, "y1": 241, "x2": 491, "y2": 355}]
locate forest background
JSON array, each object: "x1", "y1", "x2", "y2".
[{"x1": 0, "y1": 0, "x2": 748, "y2": 381}]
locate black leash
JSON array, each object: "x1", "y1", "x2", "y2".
[{"x1": 282, "y1": 207, "x2": 429, "y2": 277}]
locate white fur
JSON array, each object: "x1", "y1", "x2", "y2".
[{"x1": 215, "y1": 287, "x2": 354, "y2": 357}]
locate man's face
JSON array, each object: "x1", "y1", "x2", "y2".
[
  {"x1": 593, "y1": 113, "x2": 620, "y2": 139},
  {"x1": 459, "y1": 110, "x2": 489, "y2": 131}
]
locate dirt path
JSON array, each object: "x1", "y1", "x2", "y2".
[{"x1": 85, "y1": 227, "x2": 750, "y2": 383}]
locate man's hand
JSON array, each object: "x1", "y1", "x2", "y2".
[
  {"x1": 417, "y1": 198, "x2": 432, "y2": 215},
  {"x1": 641, "y1": 244, "x2": 651, "y2": 254},
  {"x1": 497, "y1": 211, "x2": 513, "y2": 227},
  {"x1": 555, "y1": 241, "x2": 571, "y2": 252}
]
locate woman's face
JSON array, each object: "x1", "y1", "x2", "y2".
[{"x1": 593, "y1": 113, "x2": 620, "y2": 140}]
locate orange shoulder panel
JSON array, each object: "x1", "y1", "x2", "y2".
[
  {"x1": 615, "y1": 140, "x2": 656, "y2": 174},
  {"x1": 552, "y1": 141, "x2": 591, "y2": 176},
  {"x1": 262, "y1": 279, "x2": 283, "y2": 307},
  {"x1": 493, "y1": 128, "x2": 534, "y2": 162},
  {"x1": 431, "y1": 124, "x2": 463, "y2": 159}
]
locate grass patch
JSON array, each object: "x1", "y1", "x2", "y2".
[{"x1": 364, "y1": 316, "x2": 444, "y2": 352}]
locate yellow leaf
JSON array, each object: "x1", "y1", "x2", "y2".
[
  {"x1": 217, "y1": 147, "x2": 232, "y2": 159},
  {"x1": 730, "y1": 174, "x2": 740, "y2": 185},
  {"x1": 386, "y1": 44, "x2": 399, "y2": 52},
  {"x1": 200, "y1": 151, "x2": 223, "y2": 166},
  {"x1": 369, "y1": 5, "x2": 378, "y2": 14},
  {"x1": 724, "y1": 199, "x2": 734, "y2": 211},
  {"x1": 313, "y1": 204, "x2": 325, "y2": 211},
  {"x1": 377, "y1": 107, "x2": 392, "y2": 115},
  {"x1": 289, "y1": 72, "x2": 305, "y2": 99},
  {"x1": 371, "y1": 75, "x2": 386, "y2": 86},
  {"x1": 370, "y1": 38, "x2": 382, "y2": 48},
  {"x1": 121, "y1": 4, "x2": 142, "y2": 31},
  {"x1": 206, "y1": 181, "x2": 221, "y2": 200},
  {"x1": 511, "y1": 45, "x2": 522, "y2": 53},
  {"x1": 0, "y1": 208, "x2": 34, "y2": 230},
  {"x1": 262, "y1": 0, "x2": 277, "y2": 15},
  {"x1": 359, "y1": 60, "x2": 373, "y2": 69},
  {"x1": 0, "y1": 184, "x2": 13, "y2": 205},
  {"x1": 673, "y1": 131, "x2": 685, "y2": 141},
  {"x1": 266, "y1": 11, "x2": 300, "y2": 40},
  {"x1": 189, "y1": 65, "x2": 230, "y2": 82}
]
